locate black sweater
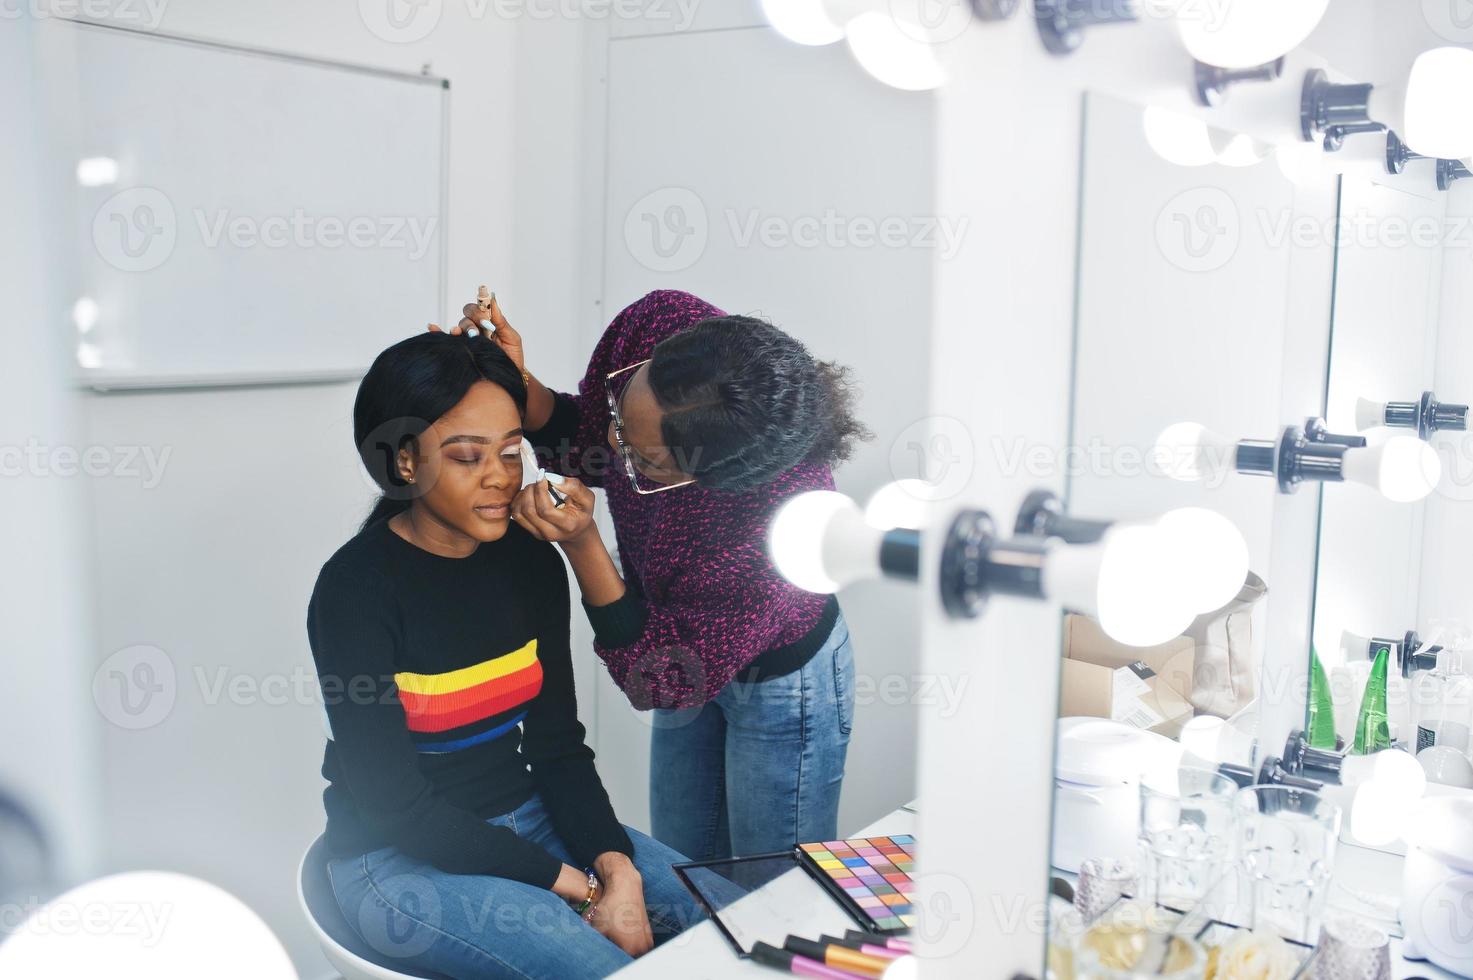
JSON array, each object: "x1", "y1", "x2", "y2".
[{"x1": 306, "y1": 518, "x2": 632, "y2": 888}]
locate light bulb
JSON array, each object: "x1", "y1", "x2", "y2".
[
  {"x1": 1046, "y1": 524, "x2": 1195, "y2": 647},
  {"x1": 1349, "y1": 749, "x2": 1427, "y2": 846},
  {"x1": 769, "y1": 490, "x2": 881, "y2": 593},
  {"x1": 1142, "y1": 107, "x2": 1218, "y2": 167},
  {"x1": 1155, "y1": 507, "x2": 1249, "y2": 613},
  {"x1": 72, "y1": 297, "x2": 100, "y2": 334},
  {"x1": 1176, "y1": 0, "x2": 1330, "y2": 70},
  {"x1": 1404, "y1": 47, "x2": 1473, "y2": 160},
  {"x1": 0, "y1": 872, "x2": 295, "y2": 979},
  {"x1": 1275, "y1": 141, "x2": 1331, "y2": 186},
  {"x1": 76, "y1": 342, "x2": 104, "y2": 370},
  {"x1": 1341, "y1": 436, "x2": 1442, "y2": 503},
  {"x1": 843, "y1": 11, "x2": 945, "y2": 92},
  {"x1": 1179, "y1": 714, "x2": 1227, "y2": 763},
  {"x1": 760, "y1": 0, "x2": 844, "y2": 46},
  {"x1": 1153, "y1": 422, "x2": 1236, "y2": 483},
  {"x1": 75, "y1": 156, "x2": 119, "y2": 187},
  {"x1": 1216, "y1": 134, "x2": 1269, "y2": 168},
  {"x1": 1355, "y1": 397, "x2": 1388, "y2": 432},
  {"x1": 864, "y1": 479, "x2": 933, "y2": 530}
]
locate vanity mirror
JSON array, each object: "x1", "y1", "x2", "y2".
[
  {"x1": 1311, "y1": 164, "x2": 1473, "y2": 794},
  {"x1": 1056, "y1": 89, "x2": 1336, "y2": 773}
]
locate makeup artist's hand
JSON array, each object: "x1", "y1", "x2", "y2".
[
  {"x1": 510, "y1": 476, "x2": 596, "y2": 544},
  {"x1": 449, "y1": 294, "x2": 524, "y2": 372},
  {"x1": 589, "y1": 855, "x2": 654, "y2": 957}
]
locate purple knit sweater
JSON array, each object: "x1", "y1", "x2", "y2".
[{"x1": 528, "y1": 290, "x2": 837, "y2": 710}]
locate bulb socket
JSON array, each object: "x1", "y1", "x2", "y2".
[
  {"x1": 1013, "y1": 489, "x2": 1111, "y2": 544},
  {"x1": 879, "y1": 528, "x2": 922, "y2": 582},
  {"x1": 1437, "y1": 158, "x2": 1472, "y2": 191},
  {"x1": 1283, "y1": 729, "x2": 1345, "y2": 784},
  {"x1": 1033, "y1": 0, "x2": 1136, "y2": 57},
  {"x1": 1386, "y1": 131, "x2": 1429, "y2": 175},
  {"x1": 1301, "y1": 69, "x2": 1385, "y2": 152},
  {"x1": 939, "y1": 510, "x2": 1050, "y2": 619},
  {"x1": 1385, "y1": 391, "x2": 1470, "y2": 438},
  {"x1": 1194, "y1": 57, "x2": 1285, "y2": 108}
]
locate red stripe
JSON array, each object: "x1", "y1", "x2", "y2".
[{"x1": 400, "y1": 662, "x2": 543, "y2": 733}]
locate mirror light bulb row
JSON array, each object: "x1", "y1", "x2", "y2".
[{"x1": 770, "y1": 484, "x2": 1250, "y2": 648}]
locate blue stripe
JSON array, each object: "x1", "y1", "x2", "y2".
[{"x1": 415, "y1": 711, "x2": 527, "y2": 754}]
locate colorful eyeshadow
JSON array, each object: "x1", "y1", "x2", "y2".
[{"x1": 799, "y1": 835, "x2": 917, "y2": 935}]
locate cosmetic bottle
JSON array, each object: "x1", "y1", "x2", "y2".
[
  {"x1": 1308, "y1": 649, "x2": 1338, "y2": 750},
  {"x1": 1411, "y1": 647, "x2": 1472, "y2": 754},
  {"x1": 1353, "y1": 645, "x2": 1392, "y2": 755}
]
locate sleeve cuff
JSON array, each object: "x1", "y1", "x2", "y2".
[
  {"x1": 525, "y1": 391, "x2": 583, "y2": 463},
  {"x1": 575, "y1": 824, "x2": 636, "y2": 869},
  {"x1": 582, "y1": 592, "x2": 649, "y2": 649}
]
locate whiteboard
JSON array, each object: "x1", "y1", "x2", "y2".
[{"x1": 49, "y1": 21, "x2": 447, "y2": 389}]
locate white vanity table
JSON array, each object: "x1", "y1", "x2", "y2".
[{"x1": 616, "y1": 791, "x2": 1463, "y2": 978}]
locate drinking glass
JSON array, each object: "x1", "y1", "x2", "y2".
[
  {"x1": 1137, "y1": 767, "x2": 1239, "y2": 914},
  {"x1": 1232, "y1": 785, "x2": 1342, "y2": 944}
]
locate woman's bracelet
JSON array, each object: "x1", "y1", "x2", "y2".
[{"x1": 572, "y1": 868, "x2": 600, "y2": 918}]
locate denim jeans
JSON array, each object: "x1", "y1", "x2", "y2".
[
  {"x1": 326, "y1": 792, "x2": 706, "y2": 980},
  {"x1": 649, "y1": 613, "x2": 855, "y2": 861}
]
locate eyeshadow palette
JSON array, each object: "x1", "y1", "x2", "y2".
[{"x1": 796, "y1": 835, "x2": 916, "y2": 934}]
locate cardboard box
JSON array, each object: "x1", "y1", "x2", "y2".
[{"x1": 1061, "y1": 614, "x2": 1196, "y2": 738}]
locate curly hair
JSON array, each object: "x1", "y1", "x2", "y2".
[{"x1": 646, "y1": 315, "x2": 872, "y2": 490}]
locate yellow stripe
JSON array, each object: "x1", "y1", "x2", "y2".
[{"x1": 394, "y1": 639, "x2": 539, "y2": 696}]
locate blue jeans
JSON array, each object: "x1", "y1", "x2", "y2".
[
  {"x1": 326, "y1": 792, "x2": 706, "y2": 980},
  {"x1": 649, "y1": 613, "x2": 855, "y2": 861}
]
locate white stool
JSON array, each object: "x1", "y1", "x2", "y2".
[{"x1": 296, "y1": 834, "x2": 448, "y2": 980}]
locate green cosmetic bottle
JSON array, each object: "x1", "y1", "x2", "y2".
[
  {"x1": 1352, "y1": 643, "x2": 1392, "y2": 754},
  {"x1": 1307, "y1": 649, "x2": 1338, "y2": 750}
]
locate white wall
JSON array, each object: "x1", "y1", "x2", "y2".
[
  {"x1": 584, "y1": 18, "x2": 933, "y2": 837},
  {"x1": 58, "y1": 4, "x2": 584, "y2": 977},
  {"x1": 0, "y1": 13, "x2": 104, "y2": 891}
]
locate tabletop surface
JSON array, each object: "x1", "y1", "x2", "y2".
[
  {"x1": 614, "y1": 803, "x2": 1462, "y2": 979},
  {"x1": 613, "y1": 807, "x2": 918, "y2": 978}
]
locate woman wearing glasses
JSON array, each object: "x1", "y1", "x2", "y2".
[{"x1": 446, "y1": 289, "x2": 868, "y2": 863}]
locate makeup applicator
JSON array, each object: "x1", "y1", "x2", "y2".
[
  {"x1": 520, "y1": 438, "x2": 567, "y2": 509},
  {"x1": 476, "y1": 285, "x2": 497, "y2": 335}
]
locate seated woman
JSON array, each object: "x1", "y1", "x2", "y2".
[{"x1": 307, "y1": 331, "x2": 704, "y2": 980}]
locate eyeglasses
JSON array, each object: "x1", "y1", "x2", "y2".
[{"x1": 606, "y1": 359, "x2": 696, "y2": 495}]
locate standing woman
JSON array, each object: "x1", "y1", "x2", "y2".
[{"x1": 448, "y1": 289, "x2": 870, "y2": 863}]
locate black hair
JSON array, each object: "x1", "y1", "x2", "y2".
[
  {"x1": 647, "y1": 315, "x2": 871, "y2": 490},
  {"x1": 354, "y1": 332, "x2": 527, "y2": 531}
]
